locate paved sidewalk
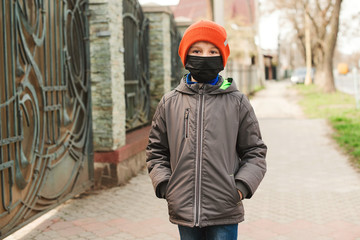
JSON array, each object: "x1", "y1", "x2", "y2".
[{"x1": 6, "y1": 80, "x2": 360, "y2": 240}]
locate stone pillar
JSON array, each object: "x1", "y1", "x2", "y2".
[
  {"x1": 175, "y1": 17, "x2": 192, "y2": 36},
  {"x1": 89, "y1": 0, "x2": 126, "y2": 152},
  {"x1": 142, "y1": 5, "x2": 174, "y2": 117},
  {"x1": 89, "y1": 0, "x2": 135, "y2": 188}
]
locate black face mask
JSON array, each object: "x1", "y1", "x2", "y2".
[{"x1": 185, "y1": 55, "x2": 224, "y2": 83}]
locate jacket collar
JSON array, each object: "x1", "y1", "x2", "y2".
[{"x1": 175, "y1": 75, "x2": 238, "y2": 95}]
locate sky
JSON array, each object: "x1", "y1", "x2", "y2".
[
  {"x1": 138, "y1": 0, "x2": 360, "y2": 54},
  {"x1": 337, "y1": 0, "x2": 360, "y2": 54}
]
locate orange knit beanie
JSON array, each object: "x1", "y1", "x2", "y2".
[{"x1": 178, "y1": 20, "x2": 230, "y2": 67}]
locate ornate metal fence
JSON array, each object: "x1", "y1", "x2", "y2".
[
  {"x1": 0, "y1": 0, "x2": 93, "y2": 237},
  {"x1": 123, "y1": 0, "x2": 150, "y2": 131},
  {"x1": 225, "y1": 62, "x2": 260, "y2": 95},
  {"x1": 170, "y1": 17, "x2": 183, "y2": 89}
]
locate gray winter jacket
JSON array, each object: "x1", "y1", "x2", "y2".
[{"x1": 146, "y1": 76, "x2": 267, "y2": 228}]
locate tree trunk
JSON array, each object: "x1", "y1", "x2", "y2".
[
  {"x1": 314, "y1": 0, "x2": 342, "y2": 92},
  {"x1": 304, "y1": 7, "x2": 312, "y2": 85},
  {"x1": 315, "y1": 55, "x2": 336, "y2": 92}
]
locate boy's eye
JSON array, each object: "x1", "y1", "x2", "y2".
[
  {"x1": 210, "y1": 50, "x2": 219, "y2": 54},
  {"x1": 191, "y1": 49, "x2": 201, "y2": 54}
]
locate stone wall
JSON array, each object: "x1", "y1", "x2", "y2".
[
  {"x1": 89, "y1": 2, "x2": 185, "y2": 188},
  {"x1": 93, "y1": 126, "x2": 150, "y2": 188}
]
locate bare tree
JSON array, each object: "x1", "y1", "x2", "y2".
[{"x1": 269, "y1": 0, "x2": 343, "y2": 92}]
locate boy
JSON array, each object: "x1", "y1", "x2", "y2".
[{"x1": 146, "y1": 20, "x2": 267, "y2": 240}]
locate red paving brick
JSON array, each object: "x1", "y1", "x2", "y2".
[
  {"x1": 104, "y1": 218, "x2": 129, "y2": 227},
  {"x1": 49, "y1": 221, "x2": 74, "y2": 231},
  {"x1": 58, "y1": 226, "x2": 84, "y2": 237},
  {"x1": 72, "y1": 218, "x2": 98, "y2": 226}
]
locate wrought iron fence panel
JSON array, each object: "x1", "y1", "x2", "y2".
[
  {"x1": 0, "y1": 0, "x2": 93, "y2": 237},
  {"x1": 123, "y1": 0, "x2": 150, "y2": 131},
  {"x1": 225, "y1": 62, "x2": 259, "y2": 95},
  {"x1": 170, "y1": 17, "x2": 183, "y2": 89}
]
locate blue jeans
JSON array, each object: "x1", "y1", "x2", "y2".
[{"x1": 178, "y1": 224, "x2": 238, "y2": 240}]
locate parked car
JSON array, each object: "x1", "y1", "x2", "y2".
[{"x1": 290, "y1": 67, "x2": 315, "y2": 84}]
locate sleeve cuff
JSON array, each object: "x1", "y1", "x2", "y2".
[
  {"x1": 235, "y1": 180, "x2": 250, "y2": 199},
  {"x1": 156, "y1": 181, "x2": 169, "y2": 199}
]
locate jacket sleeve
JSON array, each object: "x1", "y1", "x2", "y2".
[
  {"x1": 235, "y1": 95, "x2": 267, "y2": 198},
  {"x1": 146, "y1": 97, "x2": 171, "y2": 198}
]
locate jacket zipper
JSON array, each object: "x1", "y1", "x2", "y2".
[
  {"x1": 194, "y1": 88, "x2": 205, "y2": 226},
  {"x1": 184, "y1": 108, "x2": 190, "y2": 138}
]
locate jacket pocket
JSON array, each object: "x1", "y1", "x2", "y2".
[{"x1": 184, "y1": 108, "x2": 190, "y2": 139}]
